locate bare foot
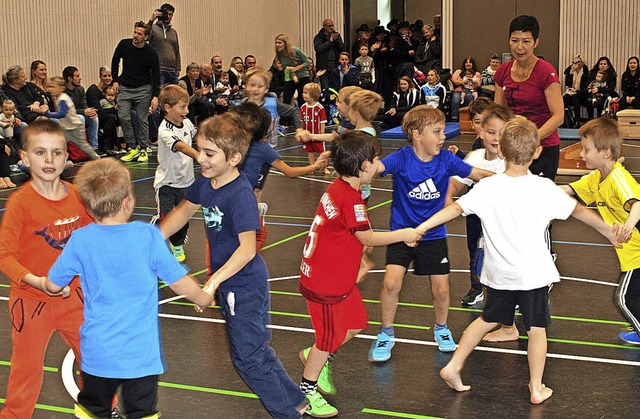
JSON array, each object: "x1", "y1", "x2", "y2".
[
  {"x1": 529, "y1": 384, "x2": 553, "y2": 404},
  {"x1": 3, "y1": 177, "x2": 16, "y2": 188},
  {"x1": 439, "y1": 365, "x2": 471, "y2": 392},
  {"x1": 0, "y1": 178, "x2": 7, "y2": 189},
  {"x1": 482, "y1": 325, "x2": 520, "y2": 342},
  {"x1": 323, "y1": 168, "x2": 331, "y2": 176}
]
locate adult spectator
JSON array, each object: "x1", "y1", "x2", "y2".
[
  {"x1": 111, "y1": 21, "x2": 160, "y2": 163},
  {"x1": 414, "y1": 24, "x2": 441, "y2": 74},
  {"x1": 369, "y1": 25, "x2": 394, "y2": 105},
  {"x1": 86, "y1": 66, "x2": 120, "y2": 155},
  {"x1": 314, "y1": 18, "x2": 345, "y2": 90},
  {"x1": 620, "y1": 56, "x2": 640, "y2": 110},
  {"x1": 391, "y1": 21, "x2": 417, "y2": 81},
  {"x1": 433, "y1": 14, "x2": 442, "y2": 39},
  {"x1": 275, "y1": 34, "x2": 311, "y2": 107},
  {"x1": 480, "y1": 53, "x2": 503, "y2": 99},
  {"x1": 351, "y1": 24, "x2": 371, "y2": 60},
  {"x1": 63, "y1": 66, "x2": 100, "y2": 152},
  {"x1": 2, "y1": 65, "x2": 48, "y2": 124},
  {"x1": 329, "y1": 52, "x2": 360, "y2": 90},
  {"x1": 244, "y1": 55, "x2": 257, "y2": 70},
  {"x1": 450, "y1": 56, "x2": 481, "y2": 121},
  {"x1": 269, "y1": 58, "x2": 285, "y2": 100},
  {"x1": 562, "y1": 54, "x2": 589, "y2": 127},
  {"x1": 576, "y1": 56, "x2": 617, "y2": 120},
  {"x1": 29, "y1": 60, "x2": 54, "y2": 110},
  {"x1": 211, "y1": 55, "x2": 225, "y2": 91},
  {"x1": 228, "y1": 56, "x2": 244, "y2": 90},
  {"x1": 200, "y1": 63, "x2": 226, "y2": 115},
  {"x1": 178, "y1": 62, "x2": 211, "y2": 124},
  {"x1": 148, "y1": 3, "x2": 180, "y2": 86}
]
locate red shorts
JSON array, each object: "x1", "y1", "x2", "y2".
[
  {"x1": 303, "y1": 140, "x2": 326, "y2": 153},
  {"x1": 306, "y1": 287, "x2": 368, "y2": 352}
]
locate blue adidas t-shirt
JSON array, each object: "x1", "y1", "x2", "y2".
[
  {"x1": 184, "y1": 174, "x2": 268, "y2": 288},
  {"x1": 239, "y1": 141, "x2": 280, "y2": 188},
  {"x1": 381, "y1": 146, "x2": 473, "y2": 240}
]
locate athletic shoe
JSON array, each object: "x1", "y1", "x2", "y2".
[
  {"x1": 434, "y1": 327, "x2": 456, "y2": 352},
  {"x1": 9, "y1": 164, "x2": 20, "y2": 173},
  {"x1": 258, "y1": 202, "x2": 269, "y2": 217},
  {"x1": 619, "y1": 330, "x2": 640, "y2": 345},
  {"x1": 268, "y1": 136, "x2": 279, "y2": 148},
  {"x1": 146, "y1": 146, "x2": 153, "y2": 153},
  {"x1": 120, "y1": 147, "x2": 140, "y2": 162},
  {"x1": 277, "y1": 125, "x2": 287, "y2": 136},
  {"x1": 172, "y1": 244, "x2": 186, "y2": 262},
  {"x1": 461, "y1": 287, "x2": 484, "y2": 306},
  {"x1": 110, "y1": 407, "x2": 124, "y2": 418},
  {"x1": 299, "y1": 347, "x2": 336, "y2": 395},
  {"x1": 368, "y1": 332, "x2": 395, "y2": 362},
  {"x1": 137, "y1": 151, "x2": 149, "y2": 162},
  {"x1": 305, "y1": 390, "x2": 338, "y2": 418}
]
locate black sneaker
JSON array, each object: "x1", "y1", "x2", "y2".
[
  {"x1": 461, "y1": 287, "x2": 484, "y2": 306},
  {"x1": 110, "y1": 407, "x2": 123, "y2": 418}
]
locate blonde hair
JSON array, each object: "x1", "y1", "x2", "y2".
[
  {"x1": 303, "y1": 82, "x2": 321, "y2": 101},
  {"x1": 348, "y1": 90, "x2": 382, "y2": 122},
  {"x1": 274, "y1": 34, "x2": 298, "y2": 65},
  {"x1": 499, "y1": 116, "x2": 540, "y2": 165},
  {"x1": 21, "y1": 119, "x2": 65, "y2": 150},
  {"x1": 160, "y1": 84, "x2": 189, "y2": 108},
  {"x1": 579, "y1": 117, "x2": 623, "y2": 160},
  {"x1": 48, "y1": 76, "x2": 65, "y2": 87},
  {"x1": 402, "y1": 105, "x2": 445, "y2": 144},
  {"x1": 338, "y1": 86, "x2": 362, "y2": 106},
  {"x1": 74, "y1": 159, "x2": 133, "y2": 221},
  {"x1": 2, "y1": 99, "x2": 15, "y2": 110},
  {"x1": 197, "y1": 115, "x2": 251, "y2": 161},
  {"x1": 245, "y1": 67, "x2": 273, "y2": 86}
]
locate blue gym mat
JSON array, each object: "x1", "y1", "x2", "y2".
[
  {"x1": 558, "y1": 128, "x2": 580, "y2": 140},
  {"x1": 380, "y1": 122, "x2": 460, "y2": 140}
]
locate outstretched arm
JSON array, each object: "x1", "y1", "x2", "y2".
[
  {"x1": 571, "y1": 202, "x2": 622, "y2": 248},
  {"x1": 160, "y1": 199, "x2": 201, "y2": 239},
  {"x1": 355, "y1": 227, "x2": 422, "y2": 247},
  {"x1": 416, "y1": 202, "x2": 464, "y2": 236},
  {"x1": 169, "y1": 274, "x2": 214, "y2": 310},
  {"x1": 204, "y1": 230, "x2": 257, "y2": 290},
  {"x1": 619, "y1": 200, "x2": 640, "y2": 243},
  {"x1": 174, "y1": 141, "x2": 199, "y2": 161},
  {"x1": 468, "y1": 167, "x2": 495, "y2": 182}
]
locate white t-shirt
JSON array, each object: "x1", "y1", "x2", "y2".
[
  {"x1": 453, "y1": 149, "x2": 506, "y2": 187},
  {"x1": 154, "y1": 119, "x2": 197, "y2": 189},
  {"x1": 457, "y1": 173, "x2": 576, "y2": 290}
]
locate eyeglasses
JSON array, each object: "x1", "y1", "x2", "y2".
[{"x1": 324, "y1": 24, "x2": 334, "y2": 27}]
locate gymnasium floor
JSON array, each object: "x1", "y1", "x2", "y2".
[{"x1": 1, "y1": 131, "x2": 640, "y2": 418}]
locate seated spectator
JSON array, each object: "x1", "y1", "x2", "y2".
[
  {"x1": 228, "y1": 56, "x2": 244, "y2": 90},
  {"x1": 619, "y1": 56, "x2": 640, "y2": 111},
  {"x1": 577, "y1": 56, "x2": 617, "y2": 119},
  {"x1": 63, "y1": 66, "x2": 99, "y2": 152},
  {"x1": 420, "y1": 69, "x2": 445, "y2": 110},
  {"x1": 2, "y1": 65, "x2": 49, "y2": 124},
  {"x1": 178, "y1": 62, "x2": 212, "y2": 124},
  {"x1": 480, "y1": 53, "x2": 501, "y2": 99},
  {"x1": 460, "y1": 69, "x2": 479, "y2": 104},
  {"x1": 29, "y1": 60, "x2": 54, "y2": 110},
  {"x1": 414, "y1": 24, "x2": 441, "y2": 74},
  {"x1": 450, "y1": 56, "x2": 481, "y2": 121},
  {"x1": 199, "y1": 63, "x2": 226, "y2": 116},
  {"x1": 380, "y1": 76, "x2": 420, "y2": 129},
  {"x1": 329, "y1": 52, "x2": 360, "y2": 90},
  {"x1": 86, "y1": 67, "x2": 121, "y2": 155},
  {"x1": 269, "y1": 58, "x2": 285, "y2": 100},
  {"x1": 562, "y1": 54, "x2": 589, "y2": 127},
  {"x1": 585, "y1": 71, "x2": 615, "y2": 118},
  {"x1": 244, "y1": 55, "x2": 257, "y2": 71}
]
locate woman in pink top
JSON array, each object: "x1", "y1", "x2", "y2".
[{"x1": 494, "y1": 15, "x2": 563, "y2": 181}]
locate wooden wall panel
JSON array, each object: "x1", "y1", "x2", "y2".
[{"x1": 299, "y1": 0, "x2": 343, "y2": 66}]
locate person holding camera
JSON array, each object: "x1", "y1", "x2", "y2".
[
  {"x1": 148, "y1": 4, "x2": 181, "y2": 86},
  {"x1": 314, "y1": 18, "x2": 345, "y2": 91}
]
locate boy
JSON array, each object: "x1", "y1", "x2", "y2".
[
  {"x1": 354, "y1": 44, "x2": 375, "y2": 89},
  {"x1": 152, "y1": 85, "x2": 198, "y2": 262},
  {"x1": 298, "y1": 131, "x2": 420, "y2": 417},
  {"x1": 300, "y1": 82, "x2": 328, "y2": 174},
  {"x1": 0, "y1": 120, "x2": 92, "y2": 418},
  {"x1": 369, "y1": 105, "x2": 493, "y2": 362},
  {"x1": 418, "y1": 116, "x2": 620, "y2": 404},
  {"x1": 448, "y1": 97, "x2": 492, "y2": 158},
  {"x1": 46, "y1": 159, "x2": 214, "y2": 419},
  {"x1": 159, "y1": 115, "x2": 308, "y2": 418},
  {"x1": 564, "y1": 117, "x2": 640, "y2": 345}
]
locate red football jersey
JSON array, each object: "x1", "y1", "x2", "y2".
[
  {"x1": 300, "y1": 103, "x2": 327, "y2": 135},
  {"x1": 300, "y1": 178, "x2": 371, "y2": 296}
]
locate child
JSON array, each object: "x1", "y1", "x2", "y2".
[
  {"x1": 244, "y1": 67, "x2": 308, "y2": 148},
  {"x1": 0, "y1": 100, "x2": 17, "y2": 188},
  {"x1": 563, "y1": 117, "x2": 640, "y2": 345},
  {"x1": 369, "y1": 105, "x2": 493, "y2": 361},
  {"x1": 45, "y1": 76, "x2": 101, "y2": 161},
  {"x1": 99, "y1": 86, "x2": 117, "y2": 111},
  {"x1": 460, "y1": 69, "x2": 479, "y2": 104},
  {"x1": 448, "y1": 97, "x2": 492, "y2": 158},
  {"x1": 215, "y1": 71, "x2": 232, "y2": 98},
  {"x1": 354, "y1": 44, "x2": 375, "y2": 89},
  {"x1": 159, "y1": 115, "x2": 308, "y2": 418},
  {"x1": 0, "y1": 120, "x2": 92, "y2": 418},
  {"x1": 305, "y1": 85, "x2": 362, "y2": 144},
  {"x1": 421, "y1": 69, "x2": 446, "y2": 110},
  {"x1": 587, "y1": 71, "x2": 610, "y2": 117},
  {"x1": 0, "y1": 98, "x2": 16, "y2": 140},
  {"x1": 417, "y1": 116, "x2": 619, "y2": 404},
  {"x1": 152, "y1": 85, "x2": 199, "y2": 262},
  {"x1": 447, "y1": 104, "x2": 513, "y2": 306},
  {"x1": 300, "y1": 82, "x2": 329, "y2": 174},
  {"x1": 45, "y1": 158, "x2": 214, "y2": 418},
  {"x1": 297, "y1": 130, "x2": 421, "y2": 417},
  {"x1": 381, "y1": 76, "x2": 421, "y2": 129}
]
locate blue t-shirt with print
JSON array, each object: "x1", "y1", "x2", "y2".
[
  {"x1": 381, "y1": 146, "x2": 473, "y2": 240},
  {"x1": 239, "y1": 140, "x2": 281, "y2": 188},
  {"x1": 184, "y1": 174, "x2": 268, "y2": 288}
]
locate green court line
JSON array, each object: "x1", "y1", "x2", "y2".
[
  {"x1": 0, "y1": 360, "x2": 58, "y2": 372},
  {"x1": 521, "y1": 336, "x2": 640, "y2": 350},
  {"x1": 261, "y1": 231, "x2": 309, "y2": 251},
  {"x1": 0, "y1": 399, "x2": 74, "y2": 414},
  {"x1": 158, "y1": 381, "x2": 258, "y2": 399},
  {"x1": 361, "y1": 408, "x2": 443, "y2": 419},
  {"x1": 367, "y1": 199, "x2": 393, "y2": 211}
]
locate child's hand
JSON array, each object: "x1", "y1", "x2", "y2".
[
  {"x1": 607, "y1": 223, "x2": 624, "y2": 248},
  {"x1": 295, "y1": 129, "x2": 310, "y2": 142},
  {"x1": 448, "y1": 145, "x2": 459, "y2": 154},
  {"x1": 615, "y1": 222, "x2": 633, "y2": 244},
  {"x1": 61, "y1": 286, "x2": 71, "y2": 298},
  {"x1": 402, "y1": 228, "x2": 423, "y2": 247},
  {"x1": 315, "y1": 151, "x2": 331, "y2": 170}
]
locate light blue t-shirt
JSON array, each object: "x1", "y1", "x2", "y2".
[
  {"x1": 381, "y1": 146, "x2": 472, "y2": 240},
  {"x1": 48, "y1": 221, "x2": 187, "y2": 379}
]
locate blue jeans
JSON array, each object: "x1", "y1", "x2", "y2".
[
  {"x1": 117, "y1": 85, "x2": 152, "y2": 149},
  {"x1": 79, "y1": 115, "x2": 99, "y2": 149},
  {"x1": 450, "y1": 91, "x2": 473, "y2": 121}
]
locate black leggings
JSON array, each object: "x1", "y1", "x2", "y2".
[{"x1": 283, "y1": 77, "x2": 311, "y2": 107}]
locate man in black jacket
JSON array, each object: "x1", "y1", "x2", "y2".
[{"x1": 314, "y1": 18, "x2": 345, "y2": 90}]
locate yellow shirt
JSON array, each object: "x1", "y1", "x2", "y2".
[{"x1": 570, "y1": 162, "x2": 640, "y2": 271}]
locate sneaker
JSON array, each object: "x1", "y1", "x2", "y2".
[
  {"x1": 137, "y1": 150, "x2": 149, "y2": 162},
  {"x1": 368, "y1": 332, "x2": 395, "y2": 362},
  {"x1": 299, "y1": 347, "x2": 336, "y2": 395},
  {"x1": 305, "y1": 390, "x2": 338, "y2": 418},
  {"x1": 258, "y1": 202, "x2": 269, "y2": 217},
  {"x1": 268, "y1": 135, "x2": 279, "y2": 148},
  {"x1": 146, "y1": 146, "x2": 153, "y2": 153},
  {"x1": 461, "y1": 287, "x2": 484, "y2": 306},
  {"x1": 172, "y1": 244, "x2": 186, "y2": 262},
  {"x1": 9, "y1": 164, "x2": 20, "y2": 173},
  {"x1": 619, "y1": 330, "x2": 640, "y2": 345},
  {"x1": 434, "y1": 327, "x2": 456, "y2": 352},
  {"x1": 120, "y1": 147, "x2": 140, "y2": 162},
  {"x1": 110, "y1": 407, "x2": 124, "y2": 419},
  {"x1": 277, "y1": 125, "x2": 287, "y2": 136}
]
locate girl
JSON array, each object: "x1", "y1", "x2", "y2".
[
  {"x1": 274, "y1": 33, "x2": 311, "y2": 107},
  {"x1": 300, "y1": 82, "x2": 329, "y2": 174},
  {"x1": 421, "y1": 69, "x2": 446, "y2": 110},
  {"x1": 381, "y1": 75, "x2": 420, "y2": 129}
]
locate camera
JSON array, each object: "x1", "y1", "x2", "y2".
[{"x1": 157, "y1": 7, "x2": 169, "y2": 22}]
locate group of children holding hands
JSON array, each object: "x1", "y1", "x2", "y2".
[{"x1": 1, "y1": 64, "x2": 640, "y2": 418}]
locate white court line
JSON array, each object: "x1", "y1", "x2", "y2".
[{"x1": 158, "y1": 313, "x2": 640, "y2": 368}]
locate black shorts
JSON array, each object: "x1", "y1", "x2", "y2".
[
  {"x1": 255, "y1": 163, "x2": 271, "y2": 190},
  {"x1": 482, "y1": 286, "x2": 551, "y2": 331},
  {"x1": 385, "y1": 238, "x2": 450, "y2": 275}
]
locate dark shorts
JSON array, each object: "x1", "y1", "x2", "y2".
[
  {"x1": 385, "y1": 238, "x2": 450, "y2": 275},
  {"x1": 482, "y1": 286, "x2": 551, "y2": 331}
]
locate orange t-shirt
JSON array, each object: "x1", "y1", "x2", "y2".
[{"x1": 0, "y1": 181, "x2": 92, "y2": 301}]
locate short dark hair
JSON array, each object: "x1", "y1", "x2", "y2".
[
  {"x1": 62, "y1": 66, "x2": 78, "y2": 83},
  {"x1": 230, "y1": 102, "x2": 271, "y2": 142},
  {"x1": 332, "y1": 130, "x2": 381, "y2": 177},
  {"x1": 135, "y1": 21, "x2": 150, "y2": 36},
  {"x1": 161, "y1": 3, "x2": 175, "y2": 12},
  {"x1": 509, "y1": 15, "x2": 540, "y2": 40}
]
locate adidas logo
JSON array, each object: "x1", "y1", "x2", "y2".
[
  {"x1": 440, "y1": 257, "x2": 448, "y2": 264},
  {"x1": 408, "y1": 179, "x2": 440, "y2": 200}
]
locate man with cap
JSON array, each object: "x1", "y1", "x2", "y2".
[
  {"x1": 314, "y1": 18, "x2": 346, "y2": 90},
  {"x1": 351, "y1": 23, "x2": 372, "y2": 61},
  {"x1": 391, "y1": 21, "x2": 416, "y2": 81}
]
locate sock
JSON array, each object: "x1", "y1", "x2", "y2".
[
  {"x1": 327, "y1": 352, "x2": 335, "y2": 363},
  {"x1": 435, "y1": 322, "x2": 447, "y2": 331},
  {"x1": 299, "y1": 378, "x2": 317, "y2": 394},
  {"x1": 382, "y1": 326, "x2": 394, "y2": 337}
]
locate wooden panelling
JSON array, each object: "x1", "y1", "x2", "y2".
[{"x1": 299, "y1": 0, "x2": 343, "y2": 66}]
